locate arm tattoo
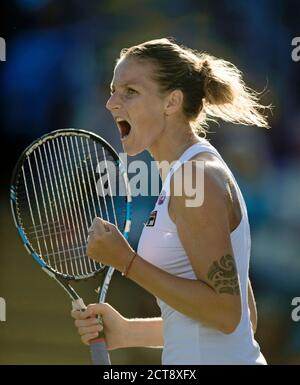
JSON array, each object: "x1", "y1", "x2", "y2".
[{"x1": 207, "y1": 254, "x2": 240, "y2": 295}]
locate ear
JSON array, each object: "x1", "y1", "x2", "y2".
[{"x1": 164, "y1": 89, "x2": 184, "y2": 116}]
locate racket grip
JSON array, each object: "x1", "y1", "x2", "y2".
[
  {"x1": 90, "y1": 338, "x2": 111, "y2": 365},
  {"x1": 72, "y1": 298, "x2": 111, "y2": 365}
]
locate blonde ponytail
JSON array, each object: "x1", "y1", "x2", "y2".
[{"x1": 197, "y1": 54, "x2": 270, "y2": 129}]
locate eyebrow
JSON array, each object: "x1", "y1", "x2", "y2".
[{"x1": 110, "y1": 82, "x2": 140, "y2": 90}]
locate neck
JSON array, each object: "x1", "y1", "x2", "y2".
[{"x1": 148, "y1": 117, "x2": 202, "y2": 180}]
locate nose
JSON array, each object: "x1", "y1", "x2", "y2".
[{"x1": 106, "y1": 93, "x2": 121, "y2": 112}]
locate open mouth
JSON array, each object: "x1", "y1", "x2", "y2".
[{"x1": 117, "y1": 119, "x2": 131, "y2": 140}]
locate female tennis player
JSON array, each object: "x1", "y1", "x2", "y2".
[{"x1": 72, "y1": 38, "x2": 269, "y2": 364}]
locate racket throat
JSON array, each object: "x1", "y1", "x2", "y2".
[{"x1": 42, "y1": 266, "x2": 83, "y2": 303}]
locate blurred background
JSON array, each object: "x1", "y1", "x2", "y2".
[{"x1": 0, "y1": 0, "x2": 300, "y2": 365}]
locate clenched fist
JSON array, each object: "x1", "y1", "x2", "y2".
[{"x1": 86, "y1": 217, "x2": 135, "y2": 272}]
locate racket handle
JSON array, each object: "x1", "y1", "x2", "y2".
[
  {"x1": 90, "y1": 338, "x2": 111, "y2": 365},
  {"x1": 72, "y1": 298, "x2": 111, "y2": 365}
]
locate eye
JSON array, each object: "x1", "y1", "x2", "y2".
[{"x1": 126, "y1": 87, "x2": 138, "y2": 95}]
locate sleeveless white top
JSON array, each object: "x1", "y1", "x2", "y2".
[{"x1": 137, "y1": 139, "x2": 267, "y2": 365}]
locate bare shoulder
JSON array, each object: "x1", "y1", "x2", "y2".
[
  {"x1": 191, "y1": 151, "x2": 231, "y2": 188},
  {"x1": 169, "y1": 150, "x2": 241, "y2": 231},
  {"x1": 170, "y1": 151, "x2": 230, "y2": 208}
]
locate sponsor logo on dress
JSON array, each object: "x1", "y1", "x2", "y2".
[{"x1": 145, "y1": 211, "x2": 157, "y2": 227}]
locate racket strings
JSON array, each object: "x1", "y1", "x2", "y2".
[
  {"x1": 14, "y1": 146, "x2": 114, "y2": 201},
  {"x1": 28, "y1": 223, "x2": 71, "y2": 238},
  {"x1": 57, "y1": 136, "x2": 93, "y2": 275},
  {"x1": 17, "y1": 134, "x2": 126, "y2": 278}
]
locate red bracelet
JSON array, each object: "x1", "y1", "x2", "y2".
[{"x1": 122, "y1": 252, "x2": 137, "y2": 277}]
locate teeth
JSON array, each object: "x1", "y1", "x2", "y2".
[{"x1": 116, "y1": 117, "x2": 125, "y2": 122}]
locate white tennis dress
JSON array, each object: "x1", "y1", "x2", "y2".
[{"x1": 137, "y1": 139, "x2": 267, "y2": 365}]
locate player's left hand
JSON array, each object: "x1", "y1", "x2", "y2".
[{"x1": 86, "y1": 217, "x2": 134, "y2": 271}]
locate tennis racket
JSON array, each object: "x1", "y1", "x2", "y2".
[{"x1": 10, "y1": 128, "x2": 132, "y2": 365}]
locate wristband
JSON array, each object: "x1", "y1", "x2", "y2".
[{"x1": 121, "y1": 252, "x2": 137, "y2": 277}]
